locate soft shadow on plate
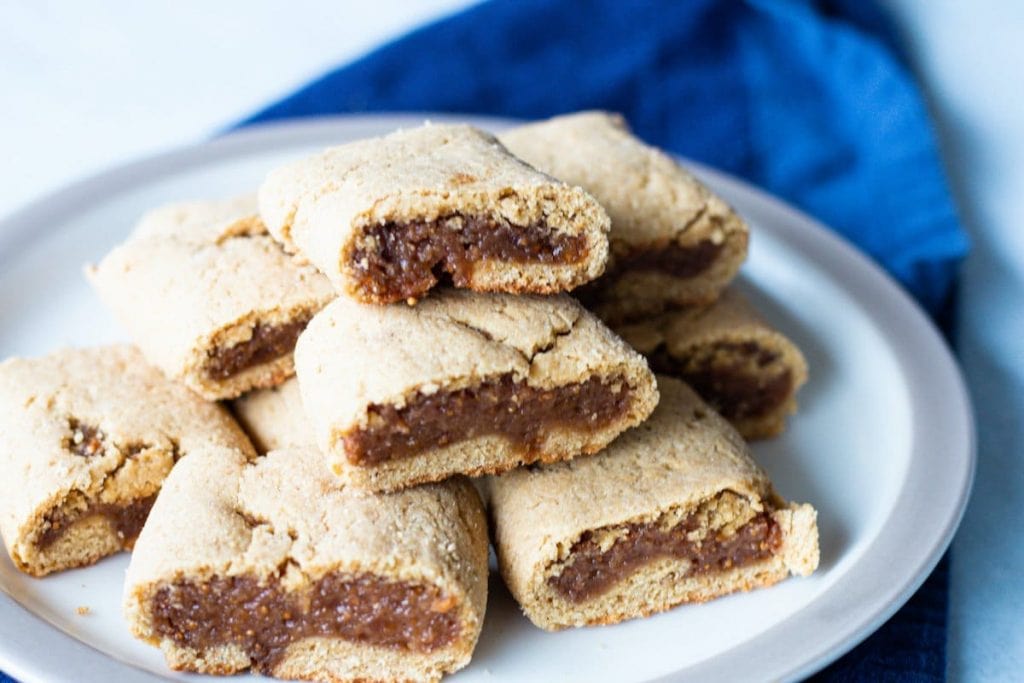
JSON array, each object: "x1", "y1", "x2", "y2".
[
  {"x1": 735, "y1": 276, "x2": 834, "y2": 411},
  {"x1": 468, "y1": 573, "x2": 524, "y2": 666}
]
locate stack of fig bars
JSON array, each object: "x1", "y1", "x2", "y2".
[{"x1": 0, "y1": 112, "x2": 819, "y2": 683}]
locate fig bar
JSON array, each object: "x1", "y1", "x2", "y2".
[
  {"x1": 500, "y1": 111, "x2": 749, "y2": 323},
  {"x1": 88, "y1": 196, "x2": 335, "y2": 401},
  {"x1": 294, "y1": 289, "x2": 659, "y2": 492},
  {"x1": 615, "y1": 288, "x2": 808, "y2": 439},
  {"x1": 258, "y1": 123, "x2": 611, "y2": 304},
  {"x1": 0, "y1": 346, "x2": 254, "y2": 577},
  {"x1": 485, "y1": 376, "x2": 818, "y2": 630},
  {"x1": 124, "y1": 445, "x2": 488, "y2": 682},
  {"x1": 232, "y1": 378, "x2": 312, "y2": 453}
]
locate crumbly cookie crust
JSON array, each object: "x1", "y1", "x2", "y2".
[
  {"x1": 0, "y1": 345, "x2": 254, "y2": 576},
  {"x1": 258, "y1": 123, "x2": 611, "y2": 303},
  {"x1": 294, "y1": 289, "x2": 658, "y2": 492},
  {"x1": 485, "y1": 376, "x2": 818, "y2": 630},
  {"x1": 615, "y1": 288, "x2": 808, "y2": 438},
  {"x1": 88, "y1": 196, "x2": 335, "y2": 400},
  {"x1": 501, "y1": 111, "x2": 749, "y2": 322},
  {"x1": 124, "y1": 445, "x2": 488, "y2": 682}
]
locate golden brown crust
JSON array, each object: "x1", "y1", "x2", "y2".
[
  {"x1": 258, "y1": 123, "x2": 611, "y2": 302},
  {"x1": 0, "y1": 345, "x2": 254, "y2": 576},
  {"x1": 294, "y1": 289, "x2": 659, "y2": 492},
  {"x1": 484, "y1": 376, "x2": 819, "y2": 630},
  {"x1": 125, "y1": 446, "x2": 488, "y2": 682},
  {"x1": 614, "y1": 288, "x2": 809, "y2": 439},
  {"x1": 87, "y1": 196, "x2": 335, "y2": 400},
  {"x1": 501, "y1": 111, "x2": 748, "y2": 322},
  {"x1": 231, "y1": 378, "x2": 313, "y2": 453}
]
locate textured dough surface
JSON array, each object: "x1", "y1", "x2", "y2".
[
  {"x1": 501, "y1": 111, "x2": 749, "y2": 321},
  {"x1": 88, "y1": 196, "x2": 335, "y2": 400},
  {"x1": 615, "y1": 288, "x2": 809, "y2": 438},
  {"x1": 232, "y1": 378, "x2": 314, "y2": 453},
  {"x1": 0, "y1": 345, "x2": 254, "y2": 576},
  {"x1": 294, "y1": 289, "x2": 659, "y2": 492},
  {"x1": 124, "y1": 445, "x2": 488, "y2": 682},
  {"x1": 258, "y1": 122, "x2": 611, "y2": 301},
  {"x1": 485, "y1": 376, "x2": 818, "y2": 629}
]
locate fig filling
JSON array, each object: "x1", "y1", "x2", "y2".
[
  {"x1": 348, "y1": 215, "x2": 589, "y2": 302},
  {"x1": 342, "y1": 374, "x2": 634, "y2": 466},
  {"x1": 613, "y1": 238, "x2": 723, "y2": 279},
  {"x1": 64, "y1": 420, "x2": 105, "y2": 457},
  {"x1": 574, "y1": 239, "x2": 724, "y2": 310},
  {"x1": 150, "y1": 572, "x2": 462, "y2": 673},
  {"x1": 36, "y1": 495, "x2": 157, "y2": 550},
  {"x1": 205, "y1": 318, "x2": 311, "y2": 381},
  {"x1": 548, "y1": 496, "x2": 782, "y2": 603},
  {"x1": 648, "y1": 342, "x2": 793, "y2": 420}
]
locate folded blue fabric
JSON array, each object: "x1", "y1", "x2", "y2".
[
  {"x1": 239, "y1": 1, "x2": 965, "y2": 680},
  {"x1": 244, "y1": 0, "x2": 967, "y2": 319}
]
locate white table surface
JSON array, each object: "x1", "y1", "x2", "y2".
[
  {"x1": 1, "y1": 1, "x2": 1020, "y2": 680},
  {"x1": 0, "y1": 0, "x2": 474, "y2": 218}
]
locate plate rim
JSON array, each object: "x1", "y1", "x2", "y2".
[{"x1": 0, "y1": 113, "x2": 975, "y2": 683}]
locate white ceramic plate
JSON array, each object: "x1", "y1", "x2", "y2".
[{"x1": 0, "y1": 115, "x2": 973, "y2": 683}]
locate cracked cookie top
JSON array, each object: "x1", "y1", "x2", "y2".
[
  {"x1": 125, "y1": 445, "x2": 488, "y2": 614},
  {"x1": 500, "y1": 111, "x2": 747, "y2": 250},
  {"x1": 0, "y1": 345, "x2": 254, "y2": 553},
  {"x1": 87, "y1": 196, "x2": 335, "y2": 399},
  {"x1": 258, "y1": 122, "x2": 609, "y2": 250},
  {"x1": 256, "y1": 123, "x2": 611, "y2": 302},
  {"x1": 293, "y1": 289, "x2": 655, "y2": 434}
]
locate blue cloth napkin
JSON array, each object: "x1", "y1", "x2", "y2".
[
  {"x1": 242, "y1": 1, "x2": 968, "y2": 679},
  {"x1": 244, "y1": 0, "x2": 967, "y2": 320}
]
